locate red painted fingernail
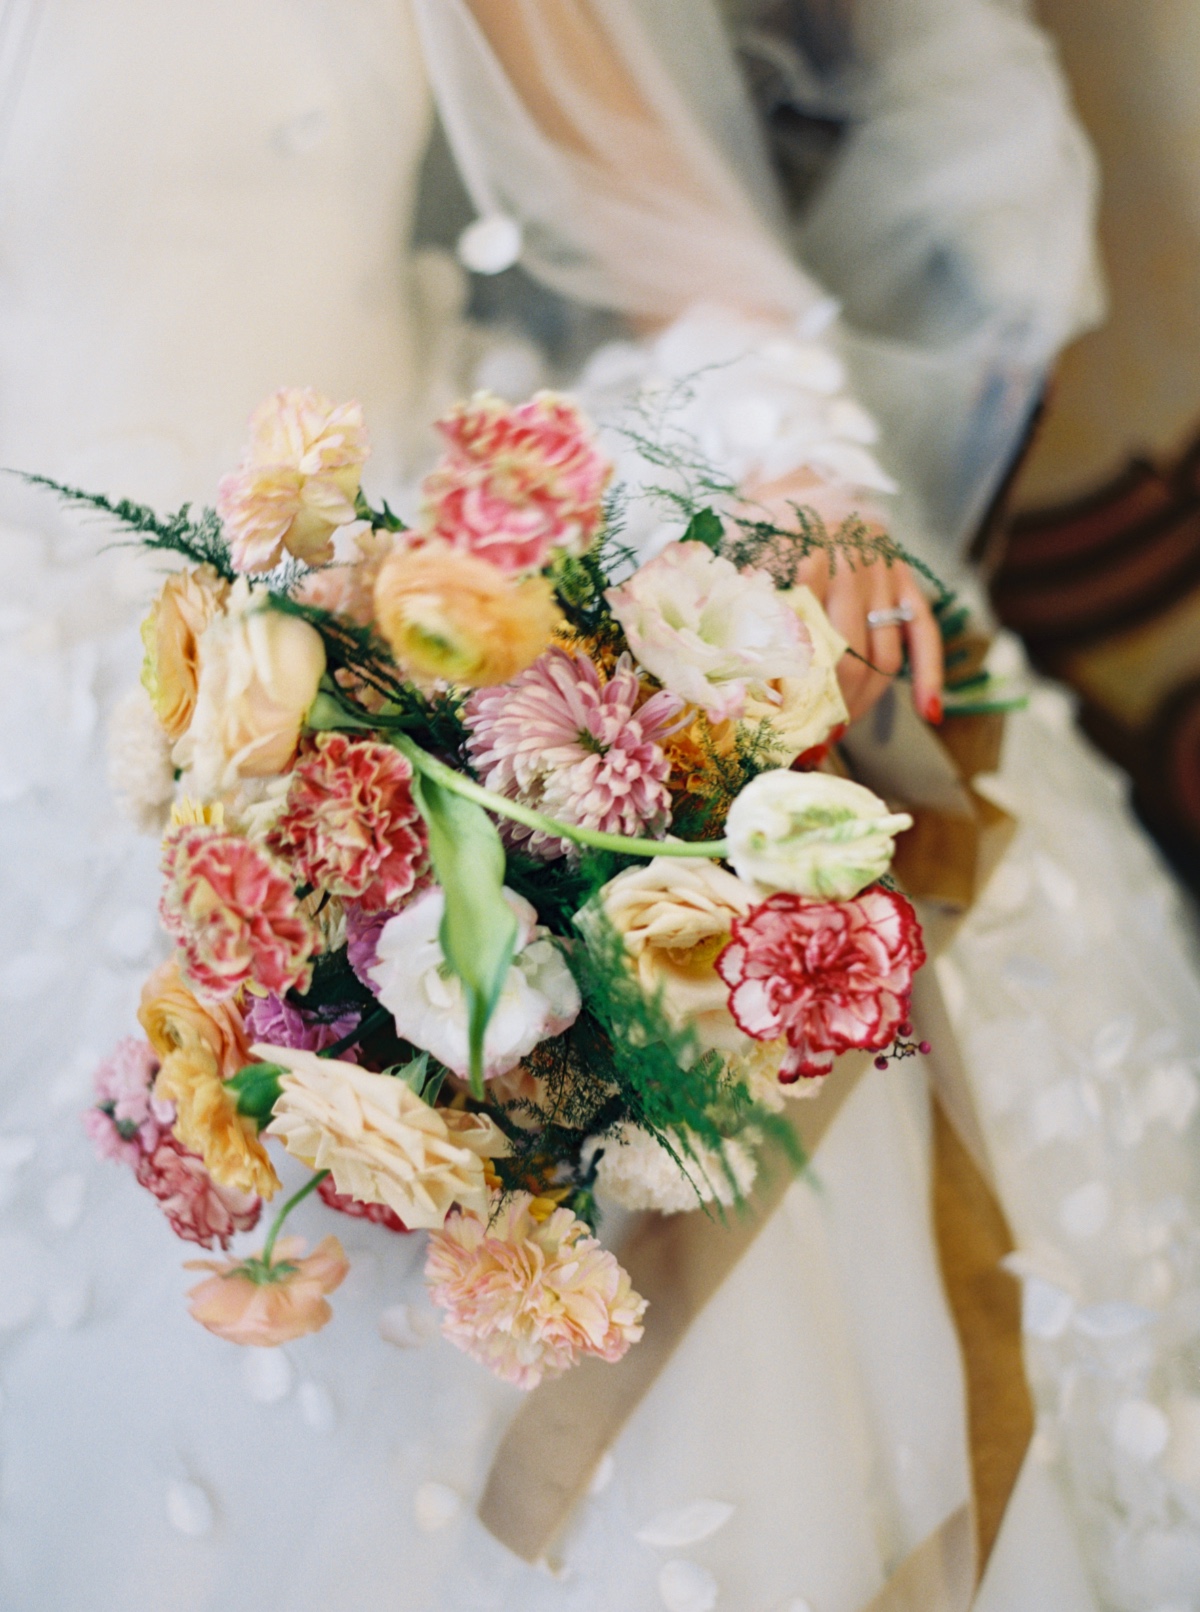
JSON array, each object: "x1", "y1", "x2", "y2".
[{"x1": 924, "y1": 695, "x2": 943, "y2": 725}]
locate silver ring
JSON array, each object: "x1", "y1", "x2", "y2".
[{"x1": 866, "y1": 604, "x2": 915, "y2": 630}]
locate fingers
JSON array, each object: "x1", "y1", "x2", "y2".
[
  {"x1": 897, "y1": 571, "x2": 944, "y2": 724},
  {"x1": 825, "y1": 563, "x2": 874, "y2": 722}
]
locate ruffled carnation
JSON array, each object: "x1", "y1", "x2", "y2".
[
  {"x1": 267, "y1": 734, "x2": 428, "y2": 912},
  {"x1": 186, "y1": 1234, "x2": 349, "y2": 1346},
  {"x1": 260, "y1": 1044, "x2": 507, "y2": 1229},
  {"x1": 584, "y1": 1122, "x2": 757, "y2": 1214},
  {"x1": 370, "y1": 888, "x2": 580, "y2": 1081},
  {"x1": 425, "y1": 1194, "x2": 647, "y2": 1388},
  {"x1": 464, "y1": 649, "x2": 682, "y2": 856},
  {"x1": 85, "y1": 1037, "x2": 172, "y2": 1166},
  {"x1": 135, "y1": 1135, "x2": 262, "y2": 1249},
  {"x1": 606, "y1": 541, "x2": 813, "y2": 722},
  {"x1": 421, "y1": 391, "x2": 610, "y2": 573},
  {"x1": 159, "y1": 825, "x2": 317, "y2": 1001},
  {"x1": 217, "y1": 389, "x2": 370, "y2": 573},
  {"x1": 317, "y1": 1173, "x2": 409, "y2": 1233},
  {"x1": 242, "y1": 993, "x2": 361, "y2": 1061},
  {"x1": 716, "y1": 888, "x2": 925, "y2": 1079}
]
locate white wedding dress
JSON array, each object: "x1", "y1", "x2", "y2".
[{"x1": 0, "y1": 3, "x2": 1197, "y2": 1610}]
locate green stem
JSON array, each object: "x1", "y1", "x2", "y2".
[
  {"x1": 389, "y1": 734, "x2": 730, "y2": 861},
  {"x1": 262, "y1": 1170, "x2": 330, "y2": 1267}
]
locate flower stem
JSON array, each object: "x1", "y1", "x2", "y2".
[
  {"x1": 262, "y1": 1170, "x2": 330, "y2": 1267},
  {"x1": 389, "y1": 734, "x2": 730, "y2": 861}
]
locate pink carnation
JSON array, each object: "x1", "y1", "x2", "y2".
[
  {"x1": 425, "y1": 1194, "x2": 647, "y2": 1389},
  {"x1": 242, "y1": 993, "x2": 362, "y2": 1062},
  {"x1": 716, "y1": 888, "x2": 925, "y2": 1080},
  {"x1": 317, "y1": 1173, "x2": 409, "y2": 1233},
  {"x1": 266, "y1": 735, "x2": 428, "y2": 913},
  {"x1": 465, "y1": 648, "x2": 682, "y2": 857},
  {"x1": 420, "y1": 392, "x2": 611, "y2": 574},
  {"x1": 136, "y1": 1135, "x2": 262, "y2": 1250},
  {"x1": 160, "y1": 825, "x2": 317, "y2": 1002},
  {"x1": 85, "y1": 1037, "x2": 172, "y2": 1165}
]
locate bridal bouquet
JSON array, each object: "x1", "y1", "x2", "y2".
[{"x1": 69, "y1": 386, "x2": 927, "y2": 1389}]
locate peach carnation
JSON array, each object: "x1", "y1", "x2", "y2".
[
  {"x1": 186, "y1": 1234, "x2": 349, "y2": 1345},
  {"x1": 267, "y1": 734, "x2": 427, "y2": 912},
  {"x1": 716, "y1": 887, "x2": 925, "y2": 1080},
  {"x1": 140, "y1": 564, "x2": 229, "y2": 742},
  {"x1": 373, "y1": 543, "x2": 562, "y2": 688},
  {"x1": 421, "y1": 391, "x2": 611, "y2": 573},
  {"x1": 425, "y1": 1194, "x2": 647, "y2": 1389},
  {"x1": 159, "y1": 825, "x2": 317, "y2": 1002},
  {"x1": 218, "y1": 388, "x2": 370, "y2": 573}
]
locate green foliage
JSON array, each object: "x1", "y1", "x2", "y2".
[
  {"x1": 410, "y1": 769, "x2": 518, "y2": 1098},
  {"x1": 668, "y1": 716, "x2": 788, "y2": 842},
  {"x1": 21, "y1": 474, "x2": 237, "y2": 580},
  {"x1": 502, "y1": 846, "x2": 632, "y2": 937},
  {"x1": 682, "y1": 506, "x2": 725, "y2": 553}
]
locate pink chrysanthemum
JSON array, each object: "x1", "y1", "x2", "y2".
[
  {"x1": 160, "y1": 825, "x2": 317, "y2": 1002},
  {"x1": 425, "y1": 1194, "x2": 647, "y2": 1389},
  {"x1": 716, "y1": 888, "x2": 925, "y2": 1080},
  {"x1": 267, "y1": 735, "x2": 428, "y2": 913},
  {"x1": 135, "y1": 1135, "x2": 262, "y2": 1250},
  {"x1": 421, "y1": 392, "x2": 611, "y2": 574},
  {"x1": 465, "y1": 649, "x2": 682, "y2": 857},
  {"x1": 242, "y1": 993, "x2": 362, "y2": 1062},
  {"x1": 84, "y1": 1037, "x2": 173, "y2": 1165}
]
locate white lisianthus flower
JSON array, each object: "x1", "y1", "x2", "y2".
[
  {"x1": 738, "y1": 585, "x2": 849, "y2": 762},
  {"x1": 371, "y1": 887, "x2": 580, "y2": 1081},
  {"x1": 605, "y1": 541, "x2": 813, "y2": 722},
  {"x1": 583, "y1": 1122, "x2": 757, "y2": 1214},
  {"x1": 726, "y1": 770, "x2": 913, "y2": 899}
]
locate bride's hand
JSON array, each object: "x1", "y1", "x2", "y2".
[{"x1": 746, "y1": 472, "x2": 944, "y2": 727}]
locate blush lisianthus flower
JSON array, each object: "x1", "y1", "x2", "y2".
[
  {"x1": 373, "y1": 543, "x2": 562, "y2": 688},
  {"x1": 217, "y1": 388, "x2": 370, "y2": 573},
  {"x1": 155, "y1": 1045, "x2": 281, "y2": 1199},
  {"x1": 266, "y1": 734, "x2": 428, "y2": 912},
  {"x1": 593, "y1": 858, "x2": 756, "y2": 1055},
  {"x1": 425, "y1": 1194, "x2": 647, "y2": 1389},
  {"x1": 186, "y1": 1234, "x2": 349, "y2": 1346},
  {"x1": 173, "y1": 578, "x2": 326, "y2": 799},
  {"x1": 260, "y1": 1044, "x2": 507, "y2": 1229},
  {"x1": 716, "y1": 888, "x2": 925, "y2": 1080},
  {"x1": 464, "y1": 649, "x2": 682, "y2": 856},
  {"x1": 140, "y1": 564, "x2": 230, "y2": 742},
  {"x1": 370, "y1": 888, "x2": 580, "y2": 1081},
  {"x1": 605, "y1": 541, "x2": 813, "y2": 722},
  {"x1": 421, "y1": 391, "x2": 611, "y2": 573},
  {"x1": 726, "y1": 771, "x2": 913, "y2": 900},
  {"x1": 583, "y1": 1122, "x2": 758, "y2": 1215},
  {"x1": 135, "y1": 1135, "x2": 262, "y2": 1250},
  {"x1": 159, "y1": 825, "x2": 317, "y2": 1002},
  {"x1": 736, "y1": 585, "x2": 849, "y2": 763}
]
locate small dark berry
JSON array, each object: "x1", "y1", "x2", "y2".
[
  {"x1": 918, "y1": 1040, "x2": 932, "y2": 1056},
  {"x1": 898, "y1": 1022, "x2": 913, "y2": 1038},
  {"x1": 874, "y1": 1055, "x2": 889, "y2": 1071}
]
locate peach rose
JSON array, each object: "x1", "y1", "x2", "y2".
[
  {"x1": 186, "y1": 1234, "x2": 349, "y2": 1345},
  {"x1": 373, "y1": 543, "x2": 562, "y2": 688},
  {"x1": 140, "y1": 565, "x2": 229, "y2": 743},
  {"x1": 173, "y1": 578, "x2": 325, "y2": 798}
]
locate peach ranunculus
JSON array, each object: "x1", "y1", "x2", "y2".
[
  {"x1": 138, "y1": 956, "x2": 252, "y2": 1077},
  {"x1": 153, "y1": 1043, "x2": 281, "y2": 1198},
  {"x1": 140, "y1": 565, "x2": 230, "y2": 743},
  {"x1": 594, "y1": 857, "x2": 757, "y2": 1054},
  {"x1": 425, "y1": 1194, "x2": 647, "y2": 1388},
  {"x1": 186, "y1": 1234, "x2": 349, "y2": 1345},
  {"x1": 173, "y1": 577, "x2": 325, "y2": 798},
  {"x1": 217, "y1": 388, "x2": 370, "y2": 573},
  {"x1": 373, "y1": 543, "x2": 562, "y2": 688},
  {"x1": 259, "y1": 1044, "x2": 507, "y2": 1229}
]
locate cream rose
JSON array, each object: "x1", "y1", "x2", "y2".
[
  {"x1": 173, "y1": 577, "x2": 325, "y2": 798},
  {"x1": 739, "y1": 585, "x2": 849, "y2": 762},
  {"x1": 726, "y1": 770, "x2": 913, "y2": 899},
  {"x1": 259, "y1": 1045, "x2": 507, "y2": 1229},
  {"x1": 594, "y1": 857, "x2": 756, "y2": 1054},
  {"x1": 140, "y1": 564, "x2": 229, "y2": 743}
]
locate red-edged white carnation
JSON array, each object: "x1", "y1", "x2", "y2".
[
  {"x1": 160, "y1": 825, "x2": 317, "y2": 1001},
  {"x1": 716, "y1": 887, "x2": 925, "y2": 1080},
  {"x1": 464, "y1": 648, "x2": 681, "y2": 856},
  {"x1": 135, "y1": 1135, "x2": 262, "y2": 1250},
  {"x1": 425, "y1": 1194, "x2": 646, "y2": 1389},
  {"x1": 421, "y1": 391, "x2": 611, "y2": 573},
  {"x1": 267, "y1": 735, "x2": 428, "y2": 912}
]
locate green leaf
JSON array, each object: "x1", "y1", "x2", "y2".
[
  {"x1": 683, "y1": 506, "x2": 725, "y2": 553},
  {"x1": 226, "y1": 1062, "x2": 284, "y2": 1128},
  {"x1": 390, "y1": 1052, "x2": 430, "y2": 1094},
  {"x1": 410, "y1": 769, "x2": 518, "y2": 1099}
]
